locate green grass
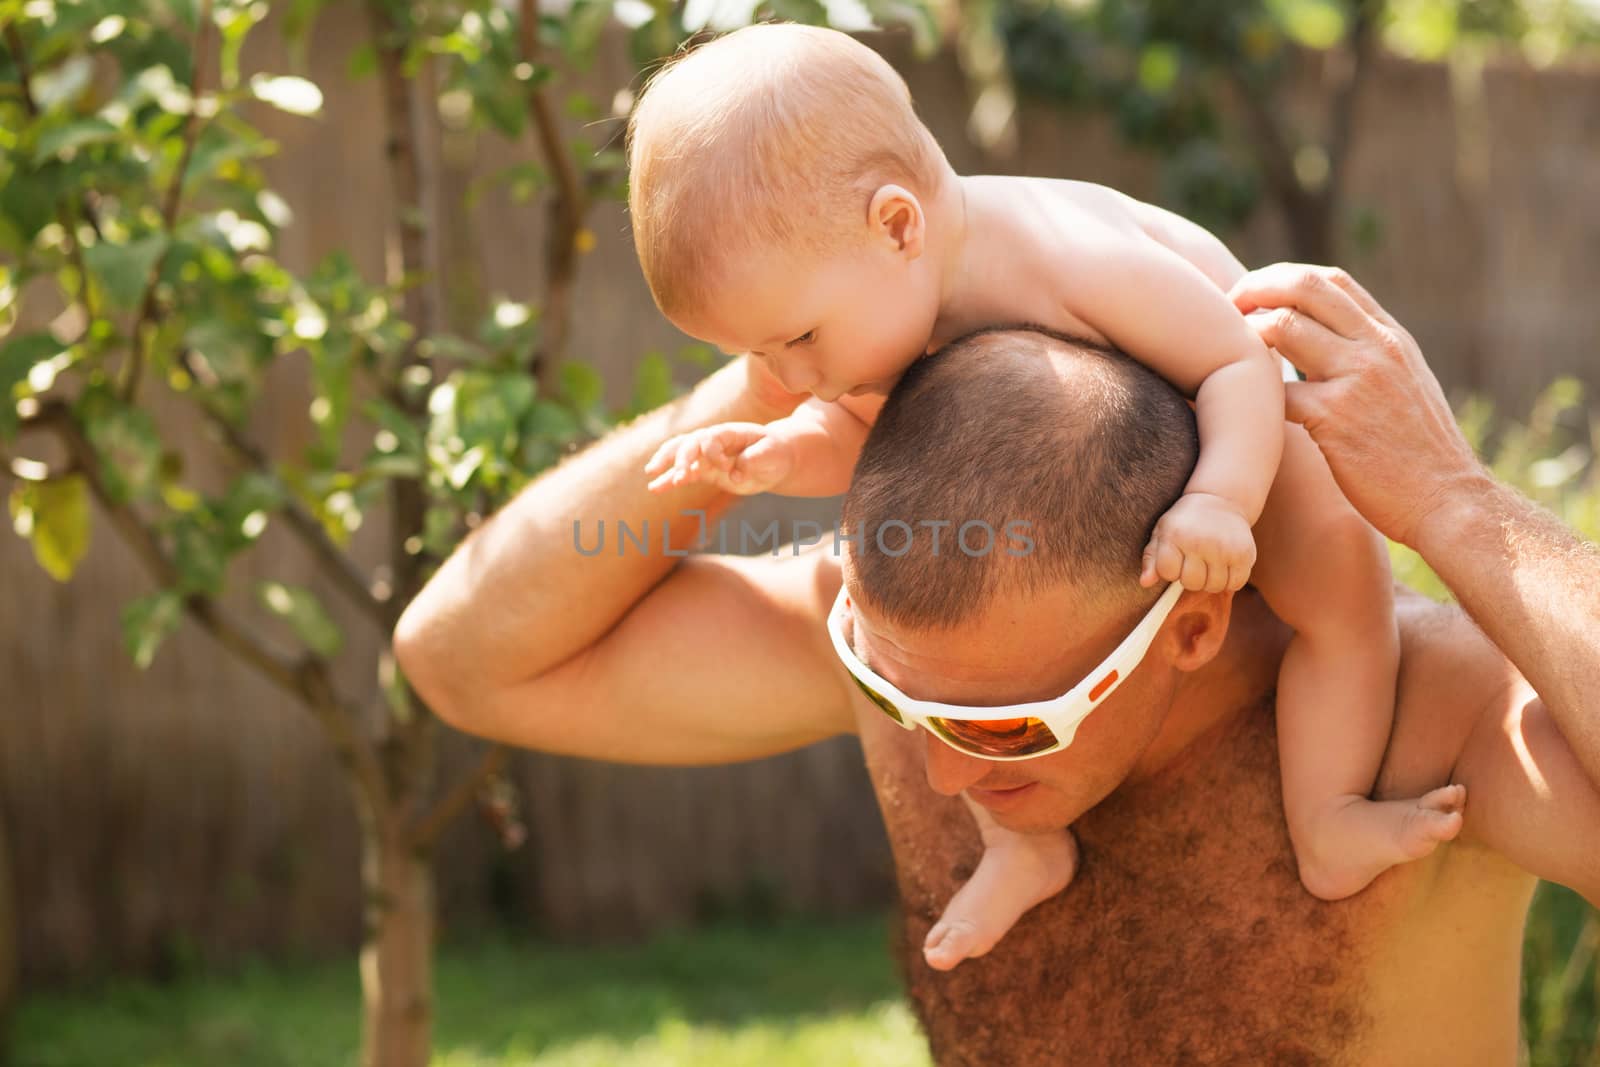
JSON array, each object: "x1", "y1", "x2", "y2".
[
  {"x1": 10, "y1": 916, "x2": 930, "y2": 1067},
  {"x1": 13, "y1": 899, "x2": 1596, "y2": 1066}
]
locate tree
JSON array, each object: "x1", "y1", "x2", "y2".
[
  {"x1": 0, "y1": 1, "x2": 927, "y2": 1062},
  {"x1": 960, "y1": 0, "x2": 1599, "y2": 262}
]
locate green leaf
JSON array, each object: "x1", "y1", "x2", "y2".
[
  {"x1": 0, "y1": 332, "x2": 68, "y2": 437},
  {"x1": 32, "y1": 119, "x2": 120, "y2": 164},
  {"x1": 83, "y1": 234, "x2": 170, "y2": 310},
  {"x1": 83, "y1": 402, "x2": 163, "y2": 502},
  {"x1": 258, "y1": 581, "x2": 343, "y2": 656},
  {"x1": 347, "y1": 43, "x2": 378, "y2": 79},
  {"x1": 171, "y1": 514, "x2": 228, "y2": 594},
  {"x1": 0, "y1": 164, "x2": 60, "y2": 246},
  {"x1": 525, "y1": 400, "x2": 580, "y2": 443},
  {"x1": 761, "y1": 0, "x2": 828, "y2": 25},
  {"x1": 121, "y1": 590, "x2": 184, "y2": 669},
  {"x1": 9, "y1": 475, "x2": 91, "y2": 581},
  {"x1": 630, "y1": 352, "x2": 675, "y2": 414},
  {"x1": 562, "y1": 0, "x2": 614, "y2": 66},
  {"x1": 559, "y1": 361, "x2": 604, "y2": 413}
]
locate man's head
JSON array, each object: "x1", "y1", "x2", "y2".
[
  {"x1": 837, "y1": 329, "x2": 1232, "y2": 831},
  {"x1": 628, "y1": 24, "x2": 951, "y2": 400}
]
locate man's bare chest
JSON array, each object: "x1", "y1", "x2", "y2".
[{"x1": 863, "y1": 701, "x2": 1412, "y2": 1066}]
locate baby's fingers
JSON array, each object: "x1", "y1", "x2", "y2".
[
  {"x1": 1142, "y1": 537, "x2": 1184, "y2": 587},
  {"x1": 644, "y1": 435, "x2": 686, "y2": 478},
  {"x1": 647, "y1": 435, "x2": 704, "y2": 493}
]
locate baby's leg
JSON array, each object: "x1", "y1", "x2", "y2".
[
  {"x1": 922, "y1": 795, "x2": 1079, "y2": 971},
  {"x1": 1252, "y1": 426, "x2": 1465, "y2": 901}
]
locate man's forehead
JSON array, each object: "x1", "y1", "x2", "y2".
[{"x1": 842, "y1": 575, "x2": 1121, "y2": 695}]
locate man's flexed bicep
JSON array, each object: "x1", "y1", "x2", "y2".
[{"x1": 431, "y1": 550, "x2": 858, "y2": 766}]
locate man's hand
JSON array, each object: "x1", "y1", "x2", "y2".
[
  {"x1": 1140, "y1": 491, "x2": 1257, "y2": 593},
  {"x1": 644, "y1": 422, "x2": 797, "y2": 496},
  {"x1": 1228, "y1": 263, "x2": 1485, "y2": 547}
]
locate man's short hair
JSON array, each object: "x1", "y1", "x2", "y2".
[{"x1": 840, "y1": 327, "x2": 1200, "y2": 628}]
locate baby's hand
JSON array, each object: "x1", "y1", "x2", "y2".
[
  {"x1": 1140, "y1": 492, "x2": 1257, "y2": 593},
  {"x1": 643, "y1": 422, "x2": 796, "y2": 496}
]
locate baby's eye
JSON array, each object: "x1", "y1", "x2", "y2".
[{"x1": 787, "y1": 330, "x2": 817, "y2": 347}]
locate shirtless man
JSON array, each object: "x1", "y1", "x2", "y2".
[{"x1": 395, "y1": 265, "x2": 1600, "y2": 1064}]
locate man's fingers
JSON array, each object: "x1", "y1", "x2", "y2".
[
  {"x1": 1245, "y1": 304, "x2": 1351, "y2": 381},
  {"x1": 1284, "y1": 380, "x2": 1335, "y2": 434},
  {"x1": 1322, "y1": 269, "x2": 1401, "y2": 331},
  {"x1": 1228, "y1": 263, "x2": 1373, "y2": 342}
]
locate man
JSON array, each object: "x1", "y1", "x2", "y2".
[{"x1": 396, "y1": 266, "x2": 1600, "y2": 1064}]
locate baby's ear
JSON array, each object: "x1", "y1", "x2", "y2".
[{"x1": 867, "y1": 184, "x2": 925, "y2": 258}]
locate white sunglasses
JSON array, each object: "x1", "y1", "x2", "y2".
[{"x1": 827, "y1": 581, "x2": 1184, "y2": 761}]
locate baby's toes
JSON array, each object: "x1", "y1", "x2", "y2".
[
  {"x1": 1418, "y1": 783, "x2": 1467, "y2": 815},
  {"x1": 923, "y1": 919, "x2": 984, "y2": 972},
  {"x1": 1399, "y1": 800, "x2": 1464, "y2": 860}
]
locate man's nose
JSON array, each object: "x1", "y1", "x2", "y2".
[{"x1": 922, "y1": 730, "x2": 992, "y2": 797}]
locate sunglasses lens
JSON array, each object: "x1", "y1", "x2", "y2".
[
  {"x1": 927, "y1": 716, "x2": 1059, "y2": 758},
  {"x1": 851, "y1": 675, "x2": 905, "y2": 724}
]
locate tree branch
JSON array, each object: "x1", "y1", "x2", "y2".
[
  {"x1": 518, "y1": 0, "x2": 587, "y2": 395},
  {"x1": 2, "y1": 24, "x2": 37, "y2": 119},
  {"x1": 365, "y1": 0, "x2": 433, "y2": 615},
  {"x1": 30, "y1": 399, "x2": 392, "y2": 823},
  {"x1": 176, "y1": 349, "x2": 390, "y2": 628},
  {"x1": 408, "y1": 743, "x2": 508, "y2": 853},
  {"x1": 120, "y1": 0, "x2": 215, "y2": 404}
]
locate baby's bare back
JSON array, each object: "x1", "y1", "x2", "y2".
[{"x1": 928, "y1": 176, "x2": 1245, "y2": 355}]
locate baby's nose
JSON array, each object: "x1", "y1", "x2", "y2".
[{"x1": 772, "y1": 356, "x2": 820, "y2": 394}]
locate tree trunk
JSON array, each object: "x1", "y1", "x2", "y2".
[{"x1": 360, "y1": 823, "x2": 435, "y2": 1067}]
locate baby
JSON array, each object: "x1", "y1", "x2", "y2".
[{"x1": 629, "y1": 24, "x2": 1466, "y2": 971}]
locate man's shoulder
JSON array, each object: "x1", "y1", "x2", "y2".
[{"x1": 1383, "y1": 589, "x2": 1526, "y2": 793}]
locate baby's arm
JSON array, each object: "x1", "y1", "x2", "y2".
[
  {"x1": 644, "y1": 397, "x2": 869, "y2": 497},
  {"x1": 1059, "y1": 226, "x2": 1284, "y2": 591}
]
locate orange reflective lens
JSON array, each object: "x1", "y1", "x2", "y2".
[
  {"x1": 851, "y1": 675, "x2": 904, "y2": 724},
  {"x1": 927, "y1": 715, "x2": 1060, "y2": 758}
]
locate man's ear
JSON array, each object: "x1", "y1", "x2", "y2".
[
  {"x1": 1165, "y1": 591, "x2": 1233, "y2": 672},
  {"x1": 867, "y1": 184, "x2": 925, "y2": 258}
]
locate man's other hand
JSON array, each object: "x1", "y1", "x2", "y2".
[{"x1": 1229, "y1": 264, "x2": 1485, "y2": 547}]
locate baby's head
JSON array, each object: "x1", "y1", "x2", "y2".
[{"x1": 629, "y1": 24, "x2": 953, "y2": 400}]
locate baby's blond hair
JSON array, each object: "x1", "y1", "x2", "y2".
[{"x1": 628, "y1": 23, "x2": 948, "y2": 319}]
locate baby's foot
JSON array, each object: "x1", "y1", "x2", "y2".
[
  {"x1": 923, "y1": 829, "x2": 1079, "y2": 972},
  {"x1": 1296, "y1": 784, "x2": 1466, "y2": 901}
]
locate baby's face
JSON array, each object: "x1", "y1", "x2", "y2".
[{"x1": 671, "y1": 240, "x2": 940, "y2": 402}]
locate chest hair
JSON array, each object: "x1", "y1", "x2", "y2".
[{"x1": 866, "y1": 698, "x2": 1406, "y2": 1067}]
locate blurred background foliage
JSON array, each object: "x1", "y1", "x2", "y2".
[{"x1": 3, "y1": 0, "x2": 1599, "y2": 1062}]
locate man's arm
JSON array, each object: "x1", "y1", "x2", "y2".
[
  {"x1": 394, "y1": 356, "x2": 858, "y2": 764},
  {"x1": 1232, "y1": 263, "x2": 1600, "y2": 899}
]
